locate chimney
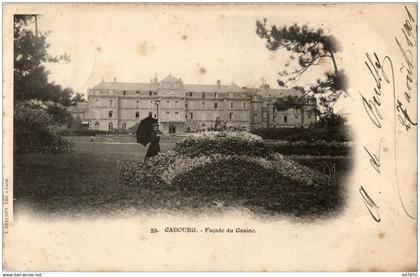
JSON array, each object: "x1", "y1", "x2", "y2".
[{"x1": 114, "y1": 77, "x2": 117, "y2": 83}]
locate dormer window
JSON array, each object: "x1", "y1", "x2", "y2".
[
  {"x1": 136, "y1": 90, "x2": 140, "y2": 95},
  {"x1": 149, "y1": 91, "x2": 153, "y2": 96},
  {"x1": 123, "y1": 90, "x2": 127, "y2": 95}
]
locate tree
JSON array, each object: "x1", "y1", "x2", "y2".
[
  {"x1": 71, "y1": 92, "x2": 86, "y2": 105},
  {"x1": 256, "y1": 19, "x2": 348, "y2": 113},
  {"x1": 14, "y1": 15, "x2": 73, "y2": 153},
  {"x1": 14, "y1": 15, "x2": 71, "y2": 104}
]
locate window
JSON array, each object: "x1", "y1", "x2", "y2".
[
  {"x1": 135, "y1": 111, "x2": 139, "y2": 118},
  {"x1": 94, "y1": 122, "x2": 99, "y2": 130},
  {"x1": 201, "y1": 102, "x2": 205, "y2": 109},
  {"x1": 136, "y1": 100, "x2": 140, "y2": 108},
  {"x1": 175, "y1": 101, "x2": 178, "y2": 108},
  {"x1": 263, "y1": 112, "x2": 268, "y2": 119},
  {"x1": 229, "y1": 112, "x2": 234, "y2": 120},
  {"x1": 109, "y1": 99, "x2": 113, "y2": 107},
  {"x1": 254, "y1": 112, "x2": 258, "y2": 116},
  {"x1": 109, "y1": 111, "x2": 113, "y2": 118},
  {"x1": 202, "y1": 92, "x2": 205, "y2": 98},
  {"x1": 108, "y1": 122, "x2": 113, "y2": 131},
  {"x1": 284, "y1": 115, "x2": 288, "y2": 123},
  {"x1": 190, "y1": 112, "x2": 193, "y2": 119},
  {"x1": 121, "y1": 123, "x2": 127, "y2": 131},
  {"x1": 175, "y1": 111, "x2": 179, "y2": 120},
  {"x1": 214, "y1": 93, "x2": 217, "y2": 98},
  {"x1": 185, "y1": 103, "x2": 188, "y2": 108},
  {"x1": 149, "y1": 91, "x2": 153, "y2": 96},
  {"x1": 136, "y1": 90, "x2": 140, "y2": 95},
  {"x1": 243, "y1": 102, "x2": 246, "y2": 109},
  {"x1": 214, "y1": 103, "x2": 218, "y2": 109},
  {"x1": 189, "y1": 92, "x2": 193, "y2": 97},
  {"x1": 123, "y1": 90, "x2": 127, "y2": 95},
  {"x1": 166, "y1": 111, "x2": 170, "y2": 121},
  {"x1": 231, "y1": 102, "x2": 234, "y2": 109},
  {"x1": 307, "y1": 111, "x2": 312, "y2": 118}
]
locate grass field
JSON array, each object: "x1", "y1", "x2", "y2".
[{"x1": 14, "y1": 135, "x2": 351, "y2": 218}]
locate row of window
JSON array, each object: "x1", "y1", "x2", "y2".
[
  {"x1": 105, "y1": 110, "x2": 311, "y2": 121},
  {"x1": 99, "y1": 99, "x2": 248, "y2": 110},
  {"x1": 94, "y1": 90, "x2": 249, "y2": 98},
  {"x1": 93, "y1": 121, "x2": 248, "y2": 132}
]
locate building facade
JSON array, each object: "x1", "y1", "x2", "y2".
[{"x1": 87, "y1": 75, "x2": 317, "y2": 133}]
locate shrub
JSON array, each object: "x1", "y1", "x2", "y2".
[
  {"x1": 120, "y1": 131, "x2": 343, "y2": 217},
  {"x1": 59, "y1": 129, "x2": 133, "y2": 136},
  {"x1": 252, "y1": 126, "x2": 350, "y2": 142},
  {"x1": 268, "y1": 140, "x2": 350, "y2": 156},
  {"x1": 172, "y1": 156, "x2": 341, "y2": 216},
  {"x1": 175, "y1": 131, "x2": 272, "y2": 158},
  {"x1": 14, "y1": 102, "x2": 73, "y2": 153}
]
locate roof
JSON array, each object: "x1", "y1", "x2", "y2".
[
  {"x1": 92, "y1": 81, "x2": 158, "y2": 91},
  {"x1": 92, "y1": 79, "x2": 303, "y2": 97},
  {"x1": 160, "y1": 74, "x2": 181, "y2": 83},
  {"x1": 184, "y1": 84, "x2": 243, "y2": 93}
]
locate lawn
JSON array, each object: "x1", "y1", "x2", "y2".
[{"x1": 14, "y1": 135, "x2": 351, "y2": 218}]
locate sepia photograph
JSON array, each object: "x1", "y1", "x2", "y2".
[{"x1": 3, "y1": 3, "x2": 417, "y2": 272}]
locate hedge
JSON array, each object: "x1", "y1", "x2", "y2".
[
  {"x1": 60, "y1": 129, "x2": 133, "y2": 137},
  {"x1": 252, "y1": 126, "x2": 350, "y2": 142}
]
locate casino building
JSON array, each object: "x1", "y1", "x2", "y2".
[{"x1": 86, "y1": 74, "x2": 317, "y2": 134}]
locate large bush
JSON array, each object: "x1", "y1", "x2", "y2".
[
  {"x1": 175, "y1": 131, "x2": 272, "y2": 158},
  {"x1": 121, "y1": 131, "x2": 343, "y2": 217},
  {"x1": 14, "y1": 102, "x2": 73, "y2": 153}
]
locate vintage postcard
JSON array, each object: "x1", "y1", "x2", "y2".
[{"x1": 2, "y1": 3, "x2": 418, "y2": 272}]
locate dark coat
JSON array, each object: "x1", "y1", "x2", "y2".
[{"x1": 144, "y1": 132, "x2": 161, "y2": 160}]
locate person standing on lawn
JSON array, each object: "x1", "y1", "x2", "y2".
[
  {"x1": 136, "y1": 112, "x2": 161, "y2": 160},
  {"x1": 144, "y1": 122, "x2": 161, "y2": 160}
]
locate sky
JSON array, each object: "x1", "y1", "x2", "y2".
[{"x1": 36, "y1": 5, "x2": 332, "y2": 97}]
